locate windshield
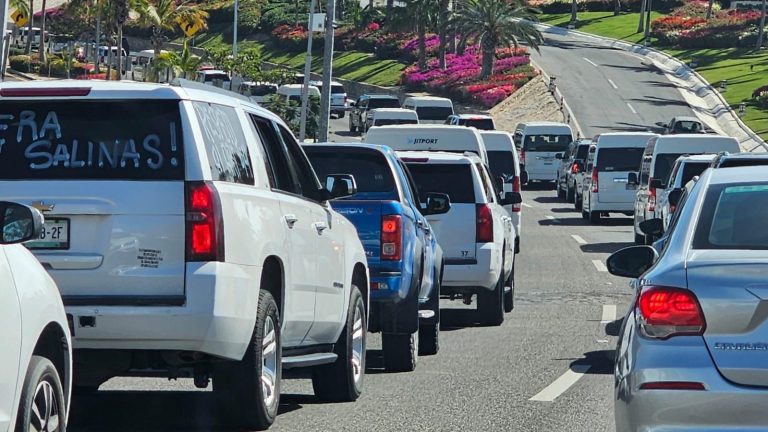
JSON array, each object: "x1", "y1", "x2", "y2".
[
  {"x1": 373, "y1": 119, "x2": 418, "y2": 127},
  {"x1": 596, "y1": 148, "x2": 645, "y2": 172},
  {"x1": 405, "y1": 163, "x2": 475, "y2": 203},
  {"x1": 487, "y1": 151, "x2": 516, "y2": 180},
  {"x1": 523, "y1": 134, "x2": 572, "y2": 152},
  {"x1": 415, "y1": 106, "x2": 453, "y2": 121},
  {"x1": 368, "y1": 98, "x2": 400, "y2": 109},
  {"x1": 694, "y1": 183, "x2": 768, "y2": 249},
  {"x1": 461, "y1": 118, "x2": 495, "y2": 130},
  {"x1": 304, "y1": 147, "x2": 396, "y2": 198},
  {"x1": 673, "y1": 120, "x2": 702, "y2": 133}
]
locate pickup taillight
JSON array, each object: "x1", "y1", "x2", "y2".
[
  {"x1": 381, "y1": 215, "x2": 402, "y2": 261},
  {"x1": 186, "y1": 182, "x2": 225, "y2": 262}
]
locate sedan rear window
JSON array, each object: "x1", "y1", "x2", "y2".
[
  {"x1": 0, "y1": 100, "x2": 184, "y2": 180},
  {"x1": 596, "y1": 148, "x2": 645, "y2": 172},
  {"x1": 304, "y1": 147, "x2": 396, "y2": 195},
  {"x1": 405, "y1": 163, "x2": 475, "y2": 204},
  {"x1": 679, "y1": 162, "x2": 710, "y2": 187},
  {"x1": 367, "y1": 98, "x2": 400, "y2": 109},
  {"x1": 694, "y1": 183, "x2": 768, "y2": 249}
]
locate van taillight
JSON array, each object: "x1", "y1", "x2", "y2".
[
  {"x1": 512, "y1": 176, "x2": 522, "y2": 213},
  {"x1": 476, "y1": 204, "x2": 494, "y2": 243},
  {"x1": 591, "y1": 167, "x2": 599, "y2": 193},
  {"x1": 648, "y1": 180, "x2": 657, "y2": 212},
  {"x1": 381, "y1": 215, "x2": 402, "y2": 261},
  {"x1": 637, "y1": 286, "x2": 705, "y2": 339},
  {"x1": 571, "y1": 162, "x2": 580, "y2": 174},
  {"x1": 519, "y1": 149, "x2": 526, "y2": 165},
  {"x1": 186, "y1": 182, "x2": 224, "y2": 262}
]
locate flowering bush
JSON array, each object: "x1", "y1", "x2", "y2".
[{"x1": 652, "y1": 2, "x2": 762, "y2": 48}]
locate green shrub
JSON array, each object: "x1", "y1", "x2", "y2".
[
  {"x1": 45, "y1": 58, "x2": 69, "y2": 77},
  {"x1": 9, "y1": 55, "x2": 31, "y2": 72}
]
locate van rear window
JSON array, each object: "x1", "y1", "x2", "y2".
[
  {"x1": 405, "y1": 163, "x2": 475, "y2": 203},
  {"x1": 368, "y1": 98, "x2": 400, "y2": 109},
  {"x1": 0, "y1": 100, "x2": 184, "y2": 180},
  {"x1": 596, "y1": 148, "x2": 645, "y2": 172},
  {"x1": 524, "y1": 134, "x2": 572, "y2": 152},
  {"x1": 416, "y1": 106, "x2": 453, "y2": 121}
]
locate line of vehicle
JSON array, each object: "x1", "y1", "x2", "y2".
[
  {"x1": 601, "y1": 305, "x2": 617, "y2": 324},
  {"x1": 583, "y1": 57, "x2": 599, "y2": 67},
  {"x1": 529, "y1": 364, "x2": 592, "y2": 402},
  {"x1": 592, "y1": 260, "x2": 608, "y2": 272},
  {"x1": 570, "y1": 234, "x2": 587, "y2": 245},
  {"x1": 607, "y1": 79, "x2": 618, "y2": 90}
]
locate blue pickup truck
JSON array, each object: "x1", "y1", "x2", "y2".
[{"x1": 304, "y1": 143, "x2": 449, "y2": 372}]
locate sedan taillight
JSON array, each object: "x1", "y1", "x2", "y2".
[{"x1": 637, "y1": 286, "x2": 705, "y2": 339}]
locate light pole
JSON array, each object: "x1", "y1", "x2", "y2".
[
  {"x1": 0, "y1": 0, "x2": 9, "y2": 81},
  {"x1": 233, "y1": 0, "x2": 239, "y2": 57},
  {"x1": 318, "y1": 0, "x2": 336, "y2": 142},
  {"x1": 299, "y1": 0, "x2": 318, "y2": 142}
]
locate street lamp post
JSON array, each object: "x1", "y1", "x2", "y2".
[
  {"x1": 0, "y1": 0, "x2": 9, "y2": 81},
  {"x1": 233, "y1": 0, "x2": 239, "y2": 57},
  {"x1": 299, "y1": 0, "x2": 318, "y2": 142}
]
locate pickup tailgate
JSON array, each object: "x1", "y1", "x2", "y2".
[{"x1": 330, "y1": 200, "x2": 383, "y2": 265}]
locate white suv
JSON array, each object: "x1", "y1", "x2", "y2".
[
  {"x1": 400, "y1": 152, "x2": 518, "y2": 325},
  {"x1": 0, "y1": 80, "x2": 370, "y2": 430},
  {"x1": 0, "y1": 201, "x2": 72, "y2": 432}
]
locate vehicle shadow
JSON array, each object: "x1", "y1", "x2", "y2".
[
  {"x1": 550, "y1": 207, "x2": 578, "y2": 213},
  {"x1": 439, "y1": 308, "x2": 483, "y2": 331},
  {"x1": 605, "y1": 318, "x2": 624, "y2": 337},
  {"x1": 579, "y1": 242, "x2": 634, "y2": 254},
  {"x1": 538, "y1": 217, "x2": 586, "y2": 226},
  {"x1": 524, "y1": 183, "x2": 557, "y2": 192},
  {"x1": 533, "y1": 195, "x2": 562, "y2": 204},
  {"x1": 569, "y1": 350, "x2": 615, "y2": 375}
]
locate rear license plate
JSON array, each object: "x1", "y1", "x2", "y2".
[
  {"x1": 26, "y1": 218, "x2": 70, "y2": 250},
  {"x1": 626, "y1": 184, "x2": 638, "y2": 190}
]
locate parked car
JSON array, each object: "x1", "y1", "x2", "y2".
[
  {"x1": 657, "y1": 154, "x2": 716, "y2": 233},
  {"x1": 365, "y1": 108, "x2": 419, "y2": 130},
  {"x1": 310, "y1": 80, "x2": 348, "y2": 118},
  {"x1": 304, "y1": 143, "x2": 448, "y2": 371},
  {"x1": 402, "y1": 96, "x2": 455, "y2": 125},
  {"x1": 445, "y1": 114, "x2": 496, "y2": 130},
  {"x1": 632, "y1": 134, "x2": 739, "y2": 244},
  {"x1": 514, "y1": 122, "x2": 574, "y2": 186},
  {"x1": 609, "y1": 165, "x2": 768, "y2": 432},
  {"x1": 661, "y1": 116, "x2": 707, "y2": 135},
  {"x1": 479, "y1": 130, "x2": 523, "y2": 253},
  {"x1": 349, "y1": 94, "x2": 401, "y2": 134},
  {"x1": 574, "y1": 143, "x2": 596, "y2": 211},
  {"x1": 0, "y1": 80, "x2": 370, "y2": 430},
  {"x1": 365, "y1": 124, "x2": 489, "y2": 166},
  {"x1": 557, "y1": 139, "x2": 591, "y2": 203},
  {"x1": 275, "y1": 83, "x2": 320, "y2": 103},
  {"x1": 401, "y1": 152, "x2": 519, "y2": 325},
  {"x1": 711, "y1": 151, "x2": 768, "y2": 169},
  {"x1": 0, "y1": 201, "x2": 72, "y2": 432},
  {"x1": 195, "y1": 69, "x2": 231, "y2": 89},
  {"x1": 581, "y1": 132, "x2": 657, "y2": 223}
]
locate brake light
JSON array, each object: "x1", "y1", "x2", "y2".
[
  {"x1": 648, "y1": 180, "x2": 657, "y2": 212},
  {"x1": 591, "y1": 167, "x2": 598, "y2": 193},
  {"x1": 381, "y1": 215, "x2": 402, "y2": 261},
  {"x1": 186, "y1": 182, "x2": 224, "y2": 262},
  {"x1": 669, "y1": 203, "x2": 676, "y2": 214},
  {"x1": 640, "y1": 381, "x2": 706, "y2": 391},
  {"x1": 571, "y1": 162, "x2": 580, "y2": 174},
  {"x1": 400, "y1": 157, "x2": 429, "y2": 163},
  {"x1": 519, "y1": 148, "x2": 526, "y2": 165},
  {"x1": 476, "y1": 204, "x2": 494, "y2": 243},
  {"x1": 0, "y1": 87, "x2": 92, "y2": 97},
  {"x1": 512, "y1": 176, "x2": 522, "y2": 213},
  {"x1": 637, "y1": 286, "x2": 705, "y2": 339}
]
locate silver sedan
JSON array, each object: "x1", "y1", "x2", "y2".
[{"x1": 607, "y1": 165, "x2": 768, "y2": 431}]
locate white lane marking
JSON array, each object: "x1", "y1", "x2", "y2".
[
  {"x1": 571, "y1": 234, "x2": 587, "y2": 244},
  {"x1": 530, "y1": 364, "x2": 592, "y2": 402},
  {"x1": 607, "y1": 79, "x2": 618, "y2": 89},
  {"x1": 546, "y1": 215, "x2": 555, "y2": 220},
  {"x1": 592, "y1": 260, "x2": 608, "y2": 272},
  {"x1": 601, "y1": 305, "x2": 617, "y2": 324},
  {"x1": 583, "y1": 57, "x2": 598, "y2": 67},
  {"x1": 626, "y1": 103, "x2": 638, "y2": 115},
  {"x1": 522, "y1": 202, "x2": 533, "y2": 208}
]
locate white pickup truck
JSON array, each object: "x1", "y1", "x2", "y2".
[{"x1": 0, "y1": 80, "x2": 370, "y2": 430}]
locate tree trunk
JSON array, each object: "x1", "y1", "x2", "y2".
[
  {"x1": 706, "y1": 0, "x2": 714, "y2": 19},
  {"x1": 457, "y1": 32, "x2": 468, "y2": 55},
  {"x1": 417, "y1": 10, "x2": 426, "y2": 69},
  {"x1": 39, "y1": 0, "x2": 47, "y2": 64},
  {"x1": 480, "y1": 44, "x2": 493, "y2": 79},
  {"x1": 294, "y1": 0, "x2": 300, "y2": 26},
  {"x1": 24, "y1": 0, "x2": 32, "y2": 55},
  {"x1": 637, "y1": 0, "x2": 646, "y2": 32},
  {"x1": 570, "y1": 0, "x2": 577, "y2": 24},
  {"x1": 386, "y1": 0, "x2": 394, "y2": 23},
  {"x1": 757, "y1": 0, "x2": 767, "y2": 49},
  {"x1": 106, "y1": 37, "x2": 113, "y2": 80},
  {"x1": 116, "y1": 24, "x2": 123, "y2": 81},
  {"x1": 614, "y1": 0, "x2": 620, "y2": 16},
  {"x1": 437, "y1": 0, "x2": 449, "y2": 69}
]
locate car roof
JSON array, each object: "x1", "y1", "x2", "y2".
[
  {"x1": 708, "y1": 165, "x2": 768, "y2": 185},
  {"x1": 406, "y1": 96, "x2": 451, "y2": 101},
  {"x1": 718, "y1": 152, "x2": 768, "y2": 160},
  {"x1": 371, "y1": 108, "x2": 416, "y2": 114},
  {"x1": 305, "y1": 142, "x2": 389, "y2": 152},
  {"x1": 396, "y1": 150, "x2": 480, "y2": 164},
  {"x1": 362, "y1": 94, "x2": 398, "y2": 99},
  {"x1": 676, "y1": 154, "x2": 718, "y2": 163},
  {"x1": 455, "y1": 114, "x2": 493, "y2": 119},
  {"x1": 520, "y1": 121, "x2": 569, "y2": 127}
]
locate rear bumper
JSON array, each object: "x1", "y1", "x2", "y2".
[
  {"x1": 591, "y1": 198, "x2": 634, "y2": 213},
  {"x1": 527, "y1": 171, "x2": 557, "y2": 181},
  {"x1": 64, "y1": 262, "x2": 261, "y2": 361},
  {"x1": 442, "y1": 243, "x2": 500, "y2": 292},
  {"x1": 370, "y1": 271, "x2": 414, "y2": 303}
]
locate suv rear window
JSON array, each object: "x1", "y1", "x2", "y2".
[
  {"x1": 679, "y1": 162, "x2": 709, "y2": 187},
  {"x1": 596, "y1": 148, "x2": 644, "y2": 172},
  {"x1": 0, "y1": 100, "x2": 184, "y2": 180},
  {"x1": 487, "y1": 151, "x2": 516, "y2": 179},
  {"x1": 331, "y1": 85, "x2": 345, "y2": 94},
  {"x1": 523, "y1": 134, "x2": 572, "y2": 152},
  {"x1": 694, "y1": 183, "x2": 768, "y2": 250},
  {"x1": 575, "y1": 144, "x2": 590, "y2": 160},
  {"x1": 193, "y1": 102, "x2": 254, "y2": 185},
  {"x1": 461, "y1": 118, "x2": 494, "y2": 130},
  {"x1": 367, "y1": 98, "x2": 400, "y2": 109},
  {"x1": 416, "y1": 106, "x2": 453, "y2": 121},
  {"x1": 405, "y1": 163, "x2": 475, "y2": 203},
  {"x1": 304, "y1": 147, "x2": 396, "y2": 195}
]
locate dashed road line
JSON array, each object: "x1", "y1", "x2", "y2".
[
  {"x1": 583, "y1": 57, "x2": 598, "y2": 67},
  {"x1": 607, "y1": 79, "x2": 618, "y2": 89},
  {"x1": 530, "y1": 364, "x2": 592, "y2": 402},
  {"x1": 592, "y1": 260, "x2": 608, "y2": 272},
  {"x1": 571, "y1": 234, "x2": 587, "y2": 245},
  {"x1": 522, "y1": 202, "x2": 533, "y2": 208},
  {"x1": 601, "y1": 305, "x2": 617, "y2": 324},
  {"x1": 546, "y1": 215, "x2": 555, "y2": 220},
  {"x1": 626, "y1": 103, "x2": 638, "y2": 115}
]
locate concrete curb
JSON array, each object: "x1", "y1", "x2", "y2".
[
  {"x1": 6, "y1": 68, "x2": 36, "y2": 81},
  {"x1": 533, "y1": 22, "x2": 767, "y2": 152},
  {"x1": 529, "y1": 57, "x2": 585, "y2": 139}
]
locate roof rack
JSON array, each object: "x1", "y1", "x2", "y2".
[{"x1": 170, "y1": 78, "x2": 252, "y2": 103}]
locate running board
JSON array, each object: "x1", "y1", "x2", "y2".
[
  {"x1": 418, "y1": 310, "x2": 436, "y2": 319},
  {"x1": 282, "y1": 353, "x2": 338, "y2": 369}
]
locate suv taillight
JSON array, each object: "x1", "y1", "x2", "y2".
[
  {"x1": 637, "y1": 286, "x2": 705, "y2": 339},
  {"x1": 186, "y1": 182, "x2": 224, "y2": 262},
  {"x1": 648, "y1": 180, "x2": 657, "y2": 212},
  {"x1": 512, "y1": 176, "x2": 522, "y2": 213},
  {"x1": 571, "y1": 162, "x2": 580, "y2": 174},
  {"x1": 519, "y1": 148, "x2": 526, "y2": 165},
  {"x1": 591, "y1": 167, "x2": 599, "y2": 193},
  {"x1": 381, "y1": 215, "x2": 402, "y2": 261},
  {"x1": 476, "y1": 204, "x2": 494, "y2": 243}
]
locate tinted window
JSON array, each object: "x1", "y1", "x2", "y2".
[
  {"x1": 596, "y1": 148, "x2": 645, "y2": 172},
  {"x1": 719, "y1": 158, "x2": 768, "y2": 168},
  {"x1": 488, "y1": 151, "x2": 516, "y2": 179},
  {"x1": 523, "y1": 134, "x2": 572, "y2": 152},
  {"x1": 415, "y1": 106, "x2": 453, "y2": 121},
  {"x1": 575, "y1": 144, "x2": 590, "y2": 160},
  {"x1": 673, "y1": 120, "x2": 702, "y2": 133},
  {"x1": 203, "y1": 73, "x2": 229, "y2": 82},
  {"x1": 653, "y1": 153, "x2": 686, "y2": 186},
  {"x1": 0, "y1": 100, "x2": 184, "y2": 180},
  {"x1": 461, "y1": 118, "x2": 495, "y2": 130},
  {"x1": 405, "y1": 163, "x2": 475, "y2": 204},
  {"x1": 249, "y1": 115, "x2": 296, "y2": 193},
  {"x1": 373, "y1": 119, "x2": 418, "y2": 127},
  {"x1": 304, "y1": 147, "x2": 396, "y2": 195},
  {"x1": 248, "y1": 85, "x2": 277, "y2": 96},
  {"x1": 367, "y1": 98, "x2": 400, "y2": 109},
  {"x1": 679, "y1": 162, "x2": 709, "y2": 187},
  {"x1": 278, "y1": 126, "x2": 322, "y2": 201},
  {"x1": 331, "y1": 85, "x2": 345, "y2": 94},
  {"x1": 694, "y1": 183, "x2": 768, "y2": 250},
  {"x1": 193, "y1": 103, "x2": 254, "y2": 185}
]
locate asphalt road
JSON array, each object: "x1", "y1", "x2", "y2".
[
  {"x1": 69, "y1": 186, "x2": 635, "y2": 432},
  {"x1": 532, "y1": 31, "x2": 697, "y2": 139}
]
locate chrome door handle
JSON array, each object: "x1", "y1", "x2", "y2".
[
  {"x1": 313, "y1": 222, "x2": 327, "y2": 233},
  {"x1": 284, "y1": 214, "x2": 298, "y2": 228}
]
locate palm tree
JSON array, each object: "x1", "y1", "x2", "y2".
[
  {"x1": 455, "y1": 0, "x2": 543, "y2": 79},
  {"x1": 407, "y1": 0, "x2": 438, "y2": 69},
  {"x1": 437, "y1": 0, "x2": 451, "y2": 69},
  {"x1": 24, "y1": 0, "x2": 33, "y2": 55},
  {"x1": 757, "y1": 0, "x2": 766, "y2": 49},
  {"x1": 176, "y1": 39, "x2": 203, "y2": 78},
  {"x1": 706, "y1": 0, "x2": 715, "y2": 19},
  {"x1": 139, "y1": 0, "x2": 208, "y2": 57}
]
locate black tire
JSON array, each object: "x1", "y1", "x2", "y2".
[
  {"x1": 504, "y1": 262, "x2": 515, "y2": 313},
  {"x1": 338, "y1": 111, "x2": 346, "y2": 119},
  {"x1": 557, "y1": 186, "x2": 566, "y2": 200},
  {"x1": 418, "y1": 266, "x2": 441, "y2": 356},
  {"x1": 477, "y1": 273, "x2": 505, "y2": 326},
  {"x1": 213, "y1": 290, "x2": 281, "y2": 431},
  {"x1": 382, "y1": 332, "x2": 418, "y2": 372},
  {"x1": 634, "y1": 232, "x2": 645, "y2": 245},
  {"x1": 16, "y1": 355, "x2": 67, "y2": 432},
  {"x1": 589, "y1": 210, "x2": 601, "y2": 224},
  {"x1": 575, "y1": 194, "x2": 582, "y2": 211},
  {"x1": 566, "y1": 184, "x2": 574, "y2": 203},
  {"x1": 313, "y1": 285, "x2": 366, "y2": 402}
]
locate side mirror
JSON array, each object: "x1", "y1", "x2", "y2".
[
  {"x1": 325, "y1": 174, "x2": 357, "y2": 199},
  {"x1": 0, "y1": 202, "x2": 44, "y2": 245},
  {"x1": 639, "y1": 218, "x2": 664, "y2": 238},
  {"x1": 499, "y1": 192, "x2": 523, "y2": 206},
  {"x1": 668, "y1": 189, "x2": 682, "y2": 206},
  {"x1": 606, "y1": 246, "x2": 658, "y2": 278},
  {"x1": 424, "y1": 192, "x2": 451, "y2": 215},
  {"x1": 649, "y1": 178, "x2": 664, "y2": 189},
  {"x1": 555, "y1": 153, "x2": 563, "y2": 160},
  {"x1": 349, "y1": 101, "x2": 356, "y2": 107},
  {"x1": 627, "y1": 172, "x2": 638, "y2": 184}
]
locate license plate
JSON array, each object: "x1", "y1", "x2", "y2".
[
  {"x1": 26, "y1": 218, "x2": 70, "y2": 250},
  {"x1": 626, "y1": 184, "x2": 638, "y2": 190}
]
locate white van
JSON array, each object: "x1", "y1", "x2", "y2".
[
  {"x1": 365, "y1": 125, "x2": 489, "y2": 165},
  {"x1": 402, "y1": 96, "x2": 454, "y2": 125},
  {"x1": 276, "y1": 83, "x2": 321, "y2": 103},
  {"x1": 514, "y1": 122, "x2": 574, "y2": 185},
  {"x1": 633, "y1": 134, "x2": 740, "y2": 244},
  {"x1": 239, "y1": 81, "x2": 278, "y2": 103},
  {"x1": 195, "y1": 69, "x2": 231, "y2": 89},
  {"x1": 480, "y1": 131, "x2": 523, "y2": 253},
  {"x1": 14, "y1": 27, "x2": 49, "y2": 50},
  {"x1": 366, "y1": 108, "x2": 419, "y2": 130},
  {"x1": 581, "y1": 132, "x2": 657, "y2": 223}
]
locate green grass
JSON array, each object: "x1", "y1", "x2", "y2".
[
  {"x1": 539, "y1": 12, "x2": 665, "y2": 44},
  {"x1": 186, "y1": 33, "x2": 406, "y2": 87}
]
